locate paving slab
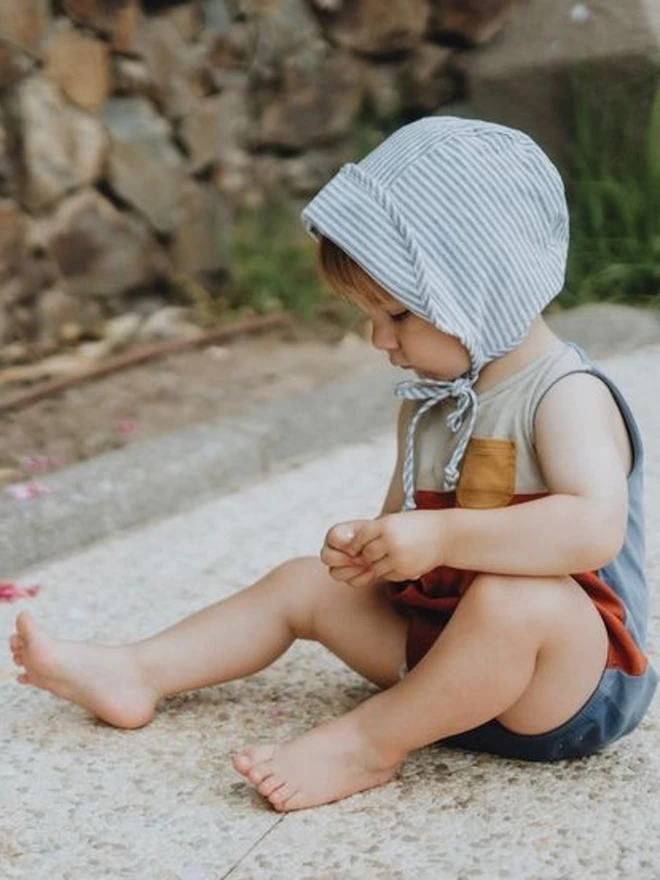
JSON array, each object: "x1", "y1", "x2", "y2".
[{"x1": 1, "y1": 344, "x2": 659, "y2": 879}]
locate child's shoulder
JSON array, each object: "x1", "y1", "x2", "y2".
[{"x1": 533, "y1": 349, "x2": 635, "y2": 478}]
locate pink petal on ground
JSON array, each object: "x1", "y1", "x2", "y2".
[
  {"x1": 0, "y1": 582, "x2": 42, "y2": 602},
  {"x1": 6, "y1": 481, "x2": 53, "y2": 501},
  {"x1": 20, "y1": 456, "x2": 63, "y2": 473},
  {"x1": 117, "y1": 420, "x2": 137, "y2": 435}
]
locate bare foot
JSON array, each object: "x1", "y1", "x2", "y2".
[
  {"x1": 232, "y1": 715, "x2": 403, "y2": 811},
  {"x1": 9, "y1": 611, "x2": 158, "y2": 729}
]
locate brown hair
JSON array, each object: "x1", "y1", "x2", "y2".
[{"x1": 317, "y1": 236, "x2": 392, "y2": 307}]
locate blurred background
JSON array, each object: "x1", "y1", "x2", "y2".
[{"x1": 1, "y1": 0, "x2": 659, "y2": 480}]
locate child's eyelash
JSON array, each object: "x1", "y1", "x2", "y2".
[{"x1": 390, "y1": 311, "x2": 409, "y2": 322}]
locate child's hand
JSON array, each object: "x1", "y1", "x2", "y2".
[
  {"x1": 320, "y1": 520, "x2": 374, "y2": 586},
  {"x1": 338, "y1": 511, "x2": 445, "y2": 588}
]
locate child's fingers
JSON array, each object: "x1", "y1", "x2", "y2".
[
  {"x1": 358, "y1": 537, "x2": 388, "y2": 566},
  {"x1": 345, "y1": 520, "x2": 382, "y2": 557},
  {"x1": 329, "y1": 564, "x2": 370, "y2": 584},
  {"x1": 369, "y1": 558, "x2": 397, "y2": 581},
  {"x1": 326, "y1": 520, "x2": 367, "y2": 551},
  {"x1": 346, "y1": 569, "x2": 380, "y2": 589},
  {"x1": 320, "y1": 545, "x2": 364, "y2": 569}
]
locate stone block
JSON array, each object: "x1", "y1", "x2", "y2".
[
  {"x1": 465, "y1": 0, "x2": 660, "y2": 162},
  {"x1": 179, "y1": 87, "x2": 250, "y2": 174},
  {"x1": 180, "y1": 95, "x2": 225, "y2": 173},
  {"x1": 0, "y1": 125, "x2": 10, "y2": 198},
  {"x1": 36, "y1": 286, "x2": 103, "y2": 345},
  {"x1": 316, "y1": 0, "x2": 430, "y2": 55},
  {"x1": 11, "y1": 77, "x2": 107, "y2": 211},
  {"x1": 0, "y1": 39, "x2": 35, "y2": 89},
  {"x1": 428, "y1": 0, "x2": 515, "y2": 45},
  {"x1": 132, "y1": 15, "x2": 208, "y2": 120},
  {"x1": 0, "y1": 199, "x2": 26, "y2": 287},
  {"x1": 250, "y1": 43, "x2": 363, "y2": 150},
  {"x1": 202, "y1": 0, "x2": 233, "y2": 35},
  {"x1": 45, "y1": 189, "x2": 170, "y2": 298},
  {"x1": 111, "y1": 56, "x2": 154, "y2": 99},
  {"x1": 62, "y1": 0, "x2": 140, "y2": 52},
  {"x1": 170, "y1": 182, "x2": 229, "y2": 275},
  {"x1": 43, "y1": 19, "x2": 111, "y2": 113},
  {"x1": 101, "y1": 97, "x2": 187, "y2": 234},
  {"x1": 0, "y1": 0, "x2": 51, "y2": 51},
  {"x1": 404, "y1": 43, "x2": 457, "y2": 113}
]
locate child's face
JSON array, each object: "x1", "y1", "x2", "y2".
[{"x1": 356, "y1": 293, "x2": 471, "y2": 381}]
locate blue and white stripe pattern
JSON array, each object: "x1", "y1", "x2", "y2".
[{"x1": 301, "y1": 116, "x2": 569, "y2": 509}]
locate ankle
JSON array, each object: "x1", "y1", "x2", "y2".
[
  {"x1": 129, "y1": 643, "x2": 165, "y2": 699},
  {"x1": 345, "y1": 711, "x2": 408, "y2": 770}
]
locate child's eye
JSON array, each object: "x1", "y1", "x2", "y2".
[{"x1": 390, "y1": 310, "x2": 409, "y2": 323}]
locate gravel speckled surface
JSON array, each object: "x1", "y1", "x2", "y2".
[{"x1": 2, "y1": 343, "x2": 659, "y2": 878}]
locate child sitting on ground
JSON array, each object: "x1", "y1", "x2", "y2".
[{"x1": 10, "y1": 117, "x2": 657, "y2": 812}]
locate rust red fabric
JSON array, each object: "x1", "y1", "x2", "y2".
[{"x1": 388, "y1": 490, "x2": 648, "y2": 675}]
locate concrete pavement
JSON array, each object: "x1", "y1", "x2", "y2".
[{"x1": 1, "y1": 307, "x2": 660, "y2": 878}]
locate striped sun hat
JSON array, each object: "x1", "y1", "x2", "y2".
[{"x1": 301, "y1": 116, "x2": 570, "y2": 508}]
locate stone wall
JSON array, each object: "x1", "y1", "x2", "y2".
[{"x1": 0, "y1": 0, "x2": 519, "y2": 354}]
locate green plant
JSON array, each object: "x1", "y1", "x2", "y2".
[
  {"x1": 227, "y1": 199, "x2": 328, "y2": 318},
  {"x1": 562, "y1": 75, "x2": 660, "y2": 308}
]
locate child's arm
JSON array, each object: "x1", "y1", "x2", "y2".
[
  {"x1": 343, "y1": 373, "x2": 631, "y2": 583},
  {"x1": 444, "y1": 371, "x2": 630, "y2": 575}
]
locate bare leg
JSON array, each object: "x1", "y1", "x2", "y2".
[
  {"x1": 9, "y1": 557, "x2": 407, "y2": 729},
  {"x1": 234, "y1": 573, "x2": 608, "y2": 811}
]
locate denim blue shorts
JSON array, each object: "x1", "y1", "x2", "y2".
[{"x1": 439, "y1": 665, "x2": 657, "y2": 762}]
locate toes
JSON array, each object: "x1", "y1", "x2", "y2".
[
  {"x1": 257, "y1": 774, "x2": 285, "y2": 798},
  {"x1": 246, "y1": 744, "x2": 276, "y2": 765},
  {"x1": 9, "y1": 634, "x2": 21, "y2": 651},
  {"x1": 276, "y1": 791, "x2": 305, "y2": 812},
  {"x1": 268, "y1": 782, "x2": 297, "y2": 811},
  {"x1": 232, "y1": 744, "x2": 276, "y2": 777},
  {"x1": 231, "y1": 750, "x2": 254, "y2": 775},
  {"x1": 16, "y1": 610, "x2": 35, "y2": 641},
  {"x1": 16, "y1": 673, "x2": 30, "y2": 685},
  {"x1": 248, "y1": 762, "x2": 273, "y2": 786}
]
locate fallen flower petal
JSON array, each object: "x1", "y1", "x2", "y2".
[
  {"x1": 0, "y1": 582, "x2": 42, "y2": 602},
  {"x1": 20, "y1": 456, "x2": 63, "y2": 474},
  {"x1": 6, "y1": 481, "x2": 53, "y2": 501}
]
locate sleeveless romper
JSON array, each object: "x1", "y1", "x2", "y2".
[{"x1": 389, "y1": 343, "x2": 658, "y2": 761}]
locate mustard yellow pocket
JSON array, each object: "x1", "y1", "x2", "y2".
[{"x1": 456, "y1": 437, "x2": 516, "y2": 509}]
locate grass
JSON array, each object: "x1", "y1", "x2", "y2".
[
  {"x1": 228, "y1": 200, "x2": 324, "y2": 319},
  {"x1": 561, "y1": 75, "x2": 660, "y2": 309},
  {"x1": 178, "y1": 195, "x2": 362, "y2": 334}
]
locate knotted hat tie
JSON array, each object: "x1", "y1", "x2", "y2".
[{"x1": 395, "y1": 375, "x2": 478, "y2": 510}]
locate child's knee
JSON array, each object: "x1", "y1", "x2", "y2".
[
  {"x1": 462, "y1": 572, "x2": 574, "y2": 634},
  {"x1": 270, "y1": 556, "x2": 335, "y2": 638}
]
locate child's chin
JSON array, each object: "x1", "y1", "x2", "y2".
[{"x1": 415, "y1": 369, "x2": 456, "y2": 382}]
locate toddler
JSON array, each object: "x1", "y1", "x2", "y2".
[{"x1": 10, "y1": 117, "x2": 657, "y2": 812}]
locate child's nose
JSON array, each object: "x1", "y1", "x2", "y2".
[{"x1": 371, "y1": 320, "x2": 398, "y2": 351}]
